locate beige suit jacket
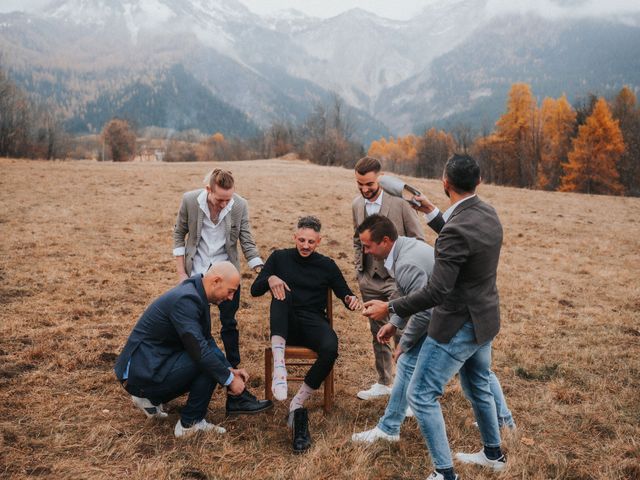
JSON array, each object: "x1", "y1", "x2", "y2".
[{"x1": 173, "y1": 189, "x2": 261, "y2": 275}]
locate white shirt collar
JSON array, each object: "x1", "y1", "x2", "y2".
[
  {"x1": 384, "y1": 239, "x2": 398, "y2": 276},
  {"x1": 443, "y1": 194, "x2": 476, "y2": 222},
  {"x1": 365, "y1": 190, "x2": 384, "y2": 206},
  {"x1": 197, "y1": 189, "x2": 235, "y2": 224}
]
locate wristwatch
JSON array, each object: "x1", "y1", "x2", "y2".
[{"x1": 388, "y1": 302, "x2": 395, "y2": 315}]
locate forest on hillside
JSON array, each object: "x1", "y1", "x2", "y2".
[{"x1": 2, "y1": 63, "x2": 639, "y2": 196}]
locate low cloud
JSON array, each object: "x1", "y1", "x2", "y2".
[{"x1": 485, "y1": 0, "x2": 640, "y2": 19}]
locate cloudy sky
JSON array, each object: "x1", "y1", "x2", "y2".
[{"x1": 1, "y1": 0, "x2": 638, "y2": 20}]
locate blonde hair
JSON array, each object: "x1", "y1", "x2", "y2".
[{"x1": 204, "y1": 169, "x2": 234, "y2": 190}]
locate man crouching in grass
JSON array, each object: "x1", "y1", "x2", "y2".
[{"x1": 114, "y1": 261, "x2": 272, "y2": 438}]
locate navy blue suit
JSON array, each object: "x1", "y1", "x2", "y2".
[{"x1": 115, "y1": 275, "x2": 231, "y2": 425}]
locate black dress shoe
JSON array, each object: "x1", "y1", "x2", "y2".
[
  {"x1": 226, "y1": 388, "x2": 273, "y2": 415},
  {"x1": 290, "y1": 407, "x2": 312, "y2": 453}
]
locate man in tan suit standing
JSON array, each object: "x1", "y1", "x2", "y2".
[
  {"x1": 352, "y1": 157, "x2": 424, "y2": 400},
  {"x1": 173, "y1": 169, "x2": 269, "y2": 414}
]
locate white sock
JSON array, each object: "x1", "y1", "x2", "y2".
[
  {"x1": 290, "y1": 382, "x2": 316, "y2": 412},
  {"x1": 271, "y1": 335, "x2": 288, "y2": 401}
]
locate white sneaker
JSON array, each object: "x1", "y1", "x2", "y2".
[
  {"x1": 405, "y1": 406, "x2": 414, "y2": 418},
  {"x1": 131, "y1": 396, "x2": 168, "y2": 419},
  {"x1": 426, "y1": 472, "x2": 459, "y2": 480},
  {"x1": 455, "y1": 449, "x2": 506, "y2": 471},
  {"x1": 174, "y1": 419, "x2": 226, "y2": 438},
  {"x1": 357, "y1": 383, "x2": 392, "y2": 400},
  {"x1": 351, "y1": 426, "x2": 399, "y2": 443}
]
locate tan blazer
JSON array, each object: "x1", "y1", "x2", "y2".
[
  {"x1": 351, "y1": 192, "x2": 425, "y2": 282},
  {"x1": 173, "y1": 189, "x2": 261, "y2": 275}
]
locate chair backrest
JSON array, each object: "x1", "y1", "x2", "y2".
[{"x1": 326, "y1": 289, "x2": 333, "y2": 327}]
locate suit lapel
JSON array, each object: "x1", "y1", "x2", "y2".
[
  {"x1": 196, "y1": 202, "x2": 204, "y2": 244},
  {"x1": 355, "y1": 197, "x2": 366, "y2": 224},
  {"x1": 196, "y1": 276, "x2": 212, "y2": 335},
  {"x1": 378, "y1": 191, "x2": 391, "y2": 217},
  {"x1": 393, "y1": 237, "x2": 405, "y2": 266},
  {"x1": 223, "y1": 210, "x2": 232, "y2": 248}
]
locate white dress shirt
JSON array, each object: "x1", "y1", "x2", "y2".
[
  {"x1": 383, "y1": 240, "x2": 398, "y2": 278},
  {"x1": 424, "y1": 194, "x2": 477, "y2": 224},
  {"x1": 191, "y1": 190, "x2": 235, "y2": 276},
  {"x1": 365, "y1": 190, "x2": 384, "y2": 216}
]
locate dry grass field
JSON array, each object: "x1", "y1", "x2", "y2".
[{"x1": 0, "y1": 157, "x2": 639, "y2": 480}]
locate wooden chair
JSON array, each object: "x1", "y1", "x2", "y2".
[{"x1": 264, "y1": 290, "x2": 334, "y2": 413}]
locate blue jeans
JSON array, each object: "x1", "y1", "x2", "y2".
[
  {"x1": 488, "y1": 370, "x2": 515, "y2": 428},
  {"x1": 377, "y1": 336, "x2": 425, "y2": 436},
  {"x1": 125, "y1": 340, "x2": 225, "y2": 426},
  {"x1": 377, "y1": 345, "x2": 513, "y2": 436},
  {"x1": 407, "y1": 322, "x2": 501, "y2": 470}
]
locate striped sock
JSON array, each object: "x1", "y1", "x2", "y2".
[
  {"x1": 290, "y1": 382, "x2": 316, "y2": 412},
  {"x1": 271, "y1": 335, "x2": 288, "y2": 401}
]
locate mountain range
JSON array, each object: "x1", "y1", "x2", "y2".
[{"x1": 1, "y1": 0, "x2": 639, "y2": 143}]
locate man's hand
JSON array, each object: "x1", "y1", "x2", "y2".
[
  {"x1": 268, "y1": 275, "x2": 291, "y2": 300},
  {"x1": 411, "y1": 194, "x2": 437, "y2": 214},
  {"x1": 230, "y1": 368, "x2": 249, "y2": 383},
  {"x1": 345, "y1": 295, "x2": 362, "y2": 311},
  {"x1": 227, "y1": 374, "x2": 245, "y2": 396},
  {"x1": 376, "y1": 322, "x2": 397, "y2": 344},
  {"x1": 176, "y1": 256, "x2": 189, "y2": 283},
  {"x1": 363, "y1": 299, "x2": 389, "y2": 321},
  {"x1": 392, "y1": 344, "x2": 403, "y2": 363}
]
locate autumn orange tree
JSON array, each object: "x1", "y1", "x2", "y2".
[
  {"x1": 368, "y1": 135, "x2": 419, "y2": 174},
  {"x1": 493, "y1": 83, "x2": 541, "y2": 187},
  {"x1": 537, "y1": 95, "x2": 576, "y2": 190},
  {"x1": 102, "y1": 118, "x2": 136, "y2": 161},
  {"x1": 611, "y1": 86, "x2": 640, "y2": 196},
  {"x1": 560, "y1": 98, "x2": 624, "y2": 195}
]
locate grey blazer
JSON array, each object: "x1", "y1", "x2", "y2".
[
  {"x1": 352, "y1": 192, "x2": 424, "y2": 279},
  {"x1": 388, "y1": 236, "x2": 435, "y2": 353},
  {"x1": 173, "y1": 189, "x2": 261, "y2": 275},
  {"x1": 390, "y1": 196, "x2": 503, "y2": 345}
]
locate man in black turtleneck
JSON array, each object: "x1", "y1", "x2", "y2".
[{"x1": 251, "y1": 215, "x2": 361, "y2": 453}]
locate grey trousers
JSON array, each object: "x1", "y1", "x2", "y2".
[{"x1": 358, "y1": 271, "x2": 400, "y2": 386}]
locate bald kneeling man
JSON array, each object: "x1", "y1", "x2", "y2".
[{"x1": 114, "y1": 262, "x2": 272, "y2": 438}]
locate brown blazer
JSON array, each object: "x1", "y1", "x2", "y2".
[
  {"x1": 352, "y1": 191, "x2": 424, "y2": 281},
  {"x1": 390, "y1": 196, "x2": 503, "y2": 345},
  {"x1": 173, "y1": 189, "x2": 261, "y2": 275}
]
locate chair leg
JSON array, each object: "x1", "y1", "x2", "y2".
[{"x1": 265, "y1": 348, "x2": 273, "y2": 401}]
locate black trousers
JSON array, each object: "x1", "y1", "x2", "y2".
[
  {"x1": 270, "y1": 293, "x2": 338, "y2": 390},
  {"x1": 217, "y1": 285, "x2": 241, "y2": 368}
]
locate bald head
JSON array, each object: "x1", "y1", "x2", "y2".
[
  {"x1": 203, "y1": 261, "x2": 240, "y2": 304},
  {"x1": 206, "y1": 261, "x2": 240, "y2": 281}
]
